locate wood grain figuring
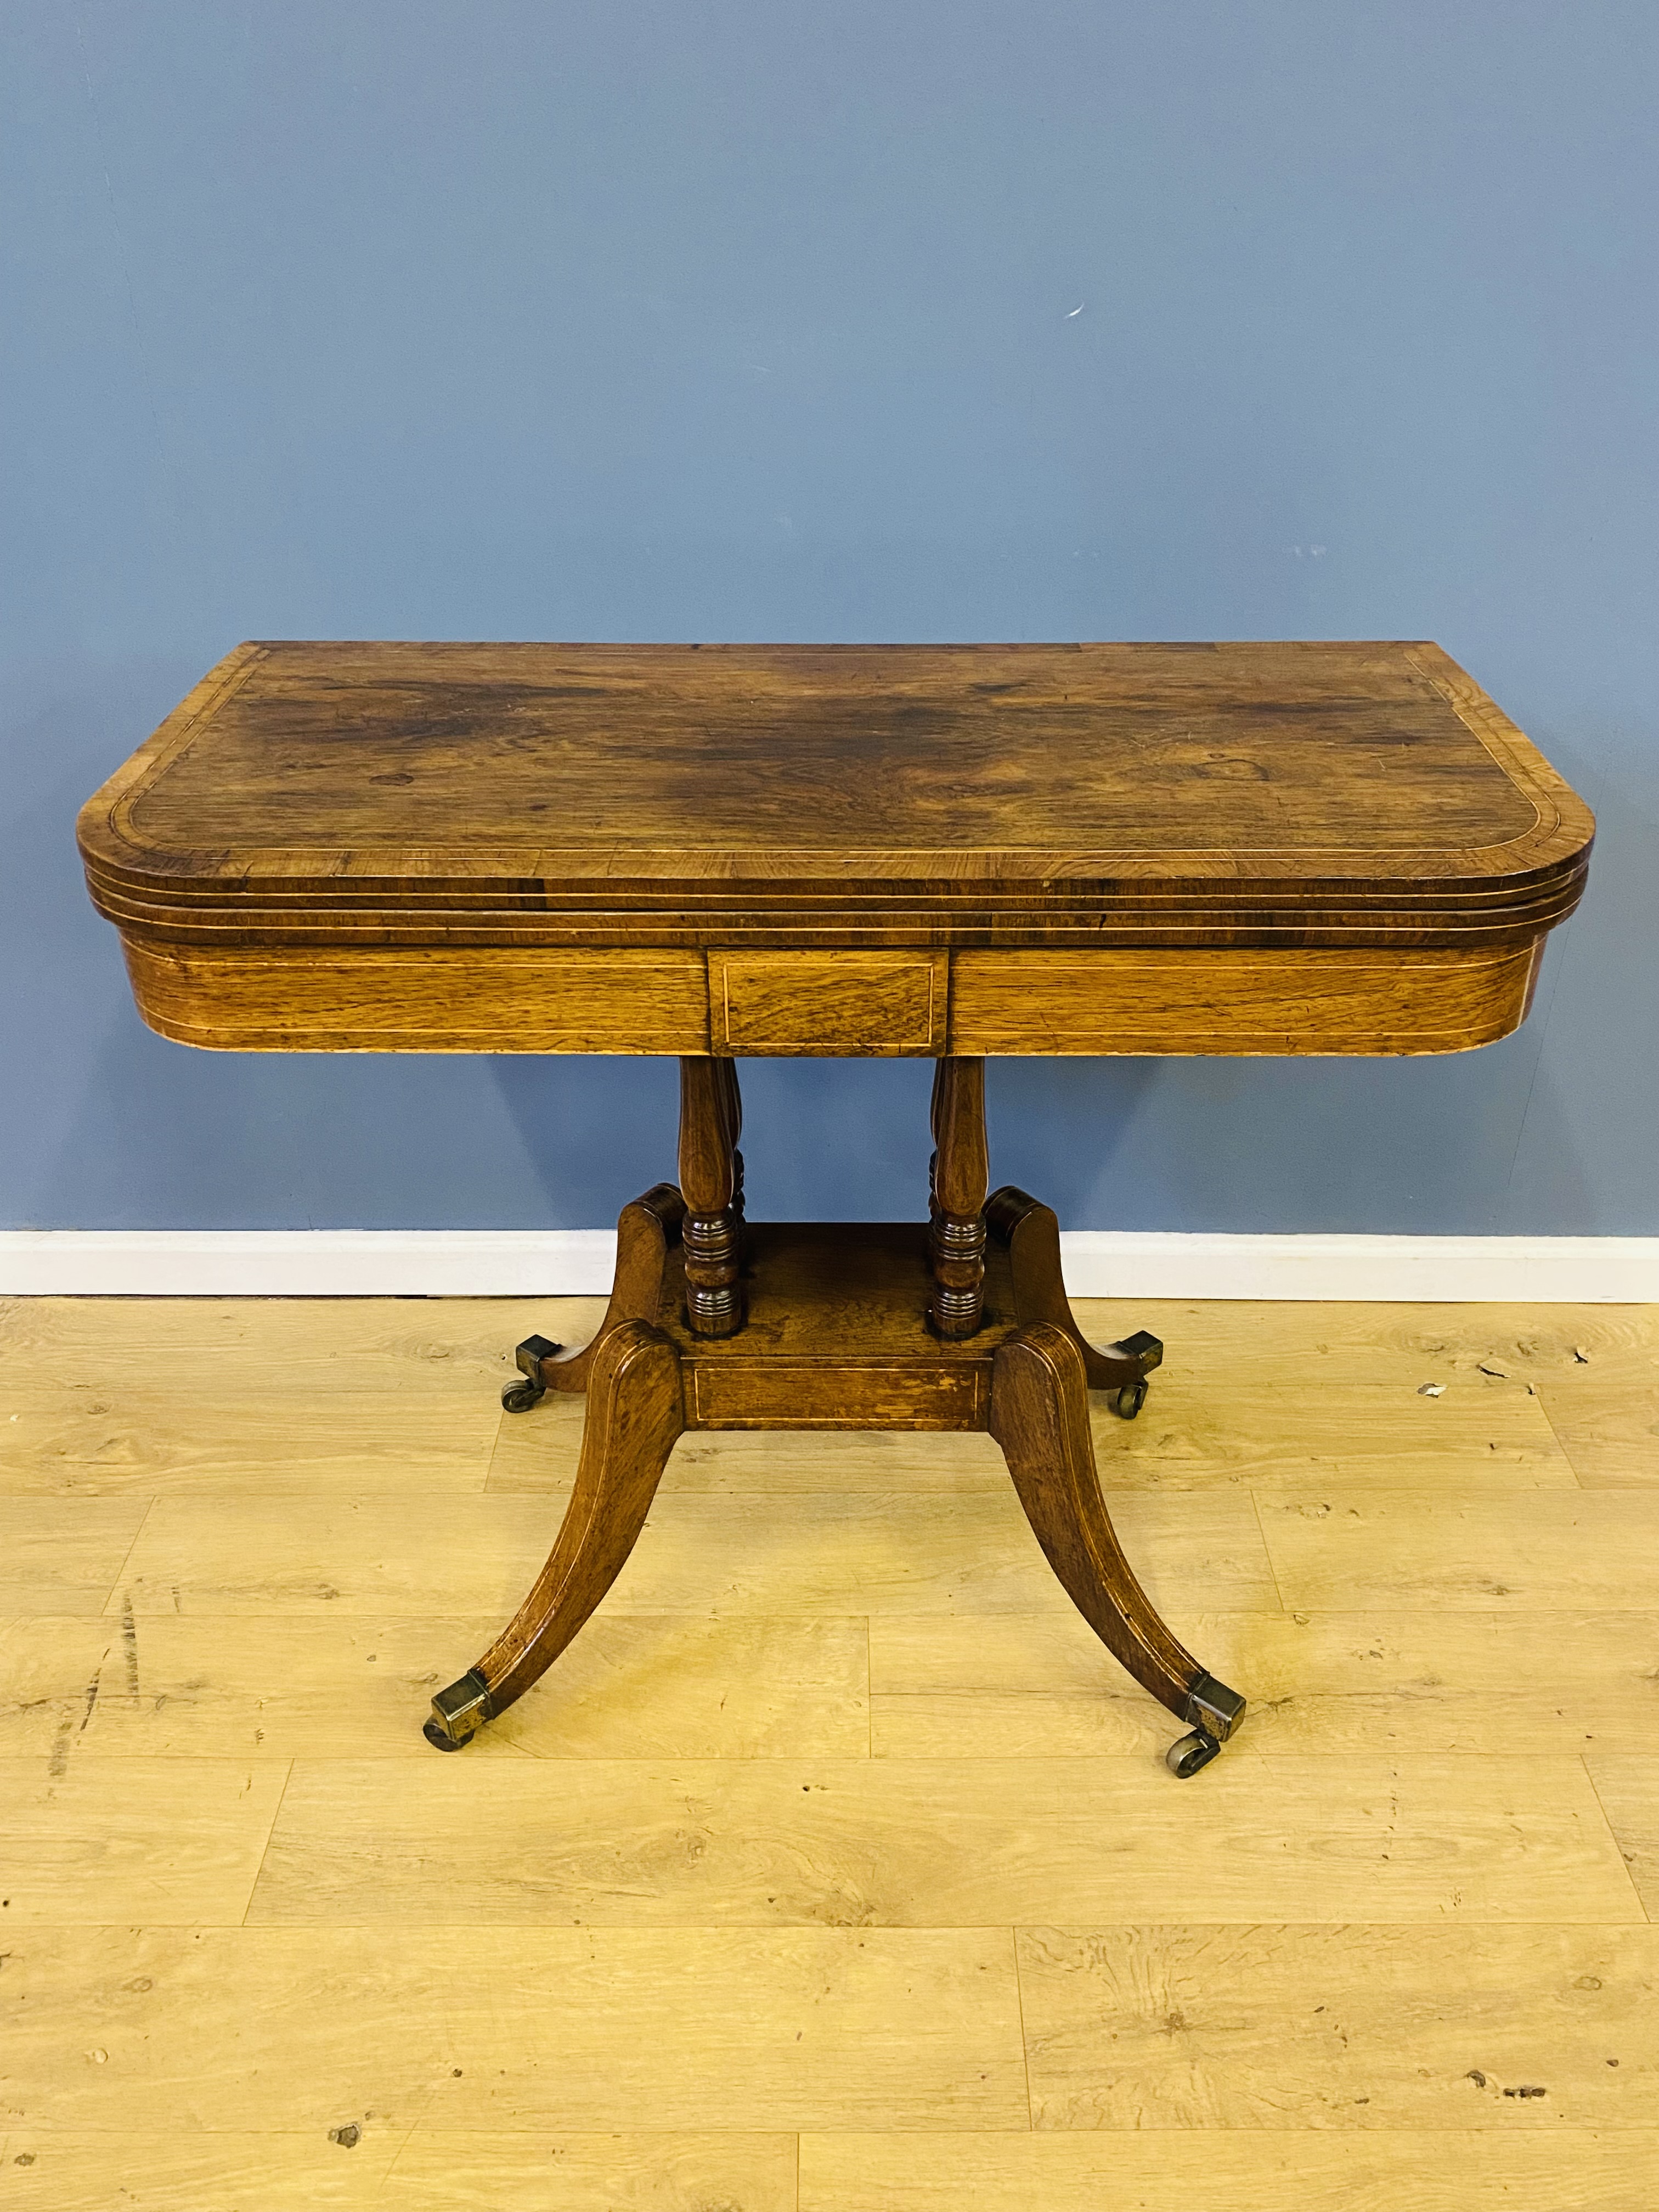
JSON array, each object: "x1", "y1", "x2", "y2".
[
  {"x1": 797, "y1": 2132, "x2": 1659, "y2": 2211},
  {"x1": 81, "y1": 639, "x2": 1585, "y2": 879},
  {"x1": 0, "y1": 1365, "x2": 501, "y2": 1497},
  {"x1": 80, "y1": 646, "x2": 1594, "y2": 1043},
  {"x1": 493, "y1": 1421, "x2": 1010, "y2": 1493},
  {"x1": 1257, "y1": 1491, "x2": 1659, "y2": 1611},
  {"x1": 950, "y1": 943, "x2": 1542, "y2": 1056},
  {"x1": 0, "y1": 1499, "x2": 149, "y2": 1615},
  {"x1": 0, "y1": 1615, "x2": 869, "y2": 1761},
  {"x1": 4, "y1": 1926, "x2": 1029, "y2": 2131},
  {"x1": 0, "y1": 1288, "x2": 602, "y2": 1375},
  {"x1": 245, "y1": 1754, "x2": 1639, "y2": 1927},
  {"x1": 104, "y1": 1488, "x2": 1278, "y2": 1617},
  {"x1": 713, "y1": 950, "x2": 947, "y2": 1054},
  {"x1": 123, "y1": 941, "x2": 712, "y2": 1053},
  {"x1": 867, "y1": 1610, "x2": 1659, "y2": 1758},
  {"x1": 4, "y1": 1288, "x2": 1659, "y2": 2208},
  {"x1": 0, "y1": 2132, "x2": 798, "y2": 2212},
  {"x1": 117, "y1": 937, "x2": 1553, "y2": 1056},
  {"x1": 1071, "y1": 1295, "x2": 1628, "y2": 1488},
  {"x1": 1015, "y1": 1923, "x2": 1659, "y2": 2128},
  {"x1": 687, "y1": 1361, "x2": 990, "y2": 1430},
  {"x1": 0, "y1": 1757, "x2": 289, "y2": 1924},
  {"x1": 1584, "y1": 1757, "x2": 1659, "y2": 1918}
]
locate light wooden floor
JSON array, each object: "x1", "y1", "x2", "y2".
[{"x1": 2, "y1": 1291, "x2": 1658, "y2": 2209}]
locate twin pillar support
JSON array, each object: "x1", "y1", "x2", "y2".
[{"x1": 678, "y1": 1052, "x2": 988, "y2": 1344}]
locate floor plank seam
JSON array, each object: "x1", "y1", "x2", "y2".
[
  {"x1": 1247, "y1": 1486, "x2": 1290, "y2": 1613},
  {"x1": 241, "y1": 1756, "x2": 297, "y2": 1927},
  {"x1": 1010, "y1": 1924, "x2": 1036, "y2": 2131},
  {"x1": 871, "y1": 1610, "x2": 884, "y2": 1760},
  {"x1": 1577, "y1": 1750, "x2": 1653, "y2": 1926},
  {"x1": 99, "y1": 1501, "x2": 160, "y2": 1623}
]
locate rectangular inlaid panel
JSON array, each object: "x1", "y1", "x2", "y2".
[
  {"x1": 949, "y1": 944, "x2": 1541, "y2": 1056},
  {"x1": 712, "y1": 950, "x2": 948, "y2": 1056},
  {"x1": 686, "y1": 1359, "x2": 989, "y2": 1430}
]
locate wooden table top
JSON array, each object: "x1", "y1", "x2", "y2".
[{"x1": 78, "y1": 641, "x2": 1593, "y2": 1059}]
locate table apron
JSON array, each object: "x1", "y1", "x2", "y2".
[{"x1": 119, "y1": 937, "x2": 1543, "y2": 1058}]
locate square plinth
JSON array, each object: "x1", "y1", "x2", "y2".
[{"x1": 664, "y1": 1222, "x2": 1019, "y2": 1431}]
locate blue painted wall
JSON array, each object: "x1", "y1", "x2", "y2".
[{"x1": 4, "y1": 1, "x2": 1655, "y2": 1235}]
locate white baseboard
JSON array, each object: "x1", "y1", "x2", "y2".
[
  {"x1": 0, "y1": 1231, "x2": 620, "y2": 1299},
  {"x1": 1058, "y1": 1233, "x2": 1659, "y2": 1303},
  {"x1": 1, "y1": 1228, "x2": 1655, "y2": 1302}
]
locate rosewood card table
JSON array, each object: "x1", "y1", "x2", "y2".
[{"x1": 79, "y1": 641, "x2": 1594, "y2": 1776}]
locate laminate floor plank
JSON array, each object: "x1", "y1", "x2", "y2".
[
  {"x1": 488, "y1": 1394, "x2": 1573, "y2": 1496},
  {"x1": 0, "y1": 1499, "x2": 150, "y2": 1617},
  {"x1": 1069, "y1": 1297, "x2": 1655, "y2": 1379},
  {"x1": 1074, "y1": 1297, "x2": 1658, "y2": 1491},
  {"x1": 1, "y1": 1926, "x2": 1028, "y2": 2132},
  {"x1": 0, "y1": 1293, "x2": 600, "y2": 1373},
  {"x1": 0, "y1": 1756, "x2": 289, "y2": 1924},
  {"x1": 491, "y1": 1411, "x2": 1013, "y2": 1495},
  {"x1": 797, "y1": 2129, "x2": 1659, "y2": 2212},
  {"x1": 0, "y1": 1373, "x2": 500, "y2": 1497},
  {"x1": 0, "y1": 2131, "x2": 795, "y2": 2212},
  {"x1": 1015, "y1": 1922, "x2": 1657, "y2": 2128},
  {"x1": 868, "y1": 1610, "x2": 1659, "y2": 1757},
  {"x1": 246, "y1": 1754, "x2": 1639, "y2": 1928},
  {"x1": 108, "y1": 1488, "x2": 1279, "y2": 1618},
  {"x1": 1257, "y1": 1492, "x2": 1659, "y2": 1611},
  {"x1": 0, "y1": 1295, "x2": 601, "y2": 1497},
  {"x1": 0, "y1": 1613, "x2": 868, "y2": 1760}
]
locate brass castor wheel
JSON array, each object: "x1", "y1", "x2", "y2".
[
  {"x1": 501, "y1": 1333, "x2": 562, "y2": 1412},
  {"x1": 1166, "y1": 1727, "x2": 1222, "y2": 1779},
  {"x1": 1101, "y1": 1328, "x2": 1161, "y2": 1418}
]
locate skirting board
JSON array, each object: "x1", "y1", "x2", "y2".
[{"x1": 1, "y1": 1230, "x2": 1656, "y2": 1302}]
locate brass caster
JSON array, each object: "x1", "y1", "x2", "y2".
[
  {"x1": 1102, "y1": 1329, "x2": 1161, "y2": 1417},
  {"x1": 501, "y1": 1333, "x2": 561, "y2": 1412},
  {"x1": 424, "y1": 1669, "x2": 492, "y2": 1750},
  {"x1": 1166, "y1": 1668, "x2": 1246, "y2": 1775},
  {"x1": 1166, "y1": 1727, "x2": 1222, "y2": 1779}
]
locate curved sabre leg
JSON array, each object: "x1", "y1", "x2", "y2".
[
  {"x1": 426, "y1": 1319, "x2": 685, "y2": 1748},
  {"x1": 989, "y1": 1320, "x2": 1245, "y2": 1776},
  {"x1": 501, "y1": 1183, "x2": 686, "y2": 1406},
  {"x1": 986, "y1": 1186, "x2": 1165, "y2": 1415}
]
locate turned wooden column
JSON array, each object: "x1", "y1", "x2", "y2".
[
  {"x1": 679, "y1": 1056, "x2": 744, "y2": 1336},
  {"x1": 928, "y1": 1055, "x2": 988, "y2": 1338}
]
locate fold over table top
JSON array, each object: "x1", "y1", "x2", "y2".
[{"x1": 78, "y1": 640, "x2": 1594, "y2": 1059}]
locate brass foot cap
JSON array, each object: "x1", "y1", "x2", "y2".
[
  {"x1": 425, "y1": 1668, "x2": 492, "y2": 1750},
  {"x1": 1184, "y1": 1671, "x2": 1246, "y2": 1743}
]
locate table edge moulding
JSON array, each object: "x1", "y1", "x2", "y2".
[{"x1": 77, "y1": 639, "x2": 1594, "y2": 1779}]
